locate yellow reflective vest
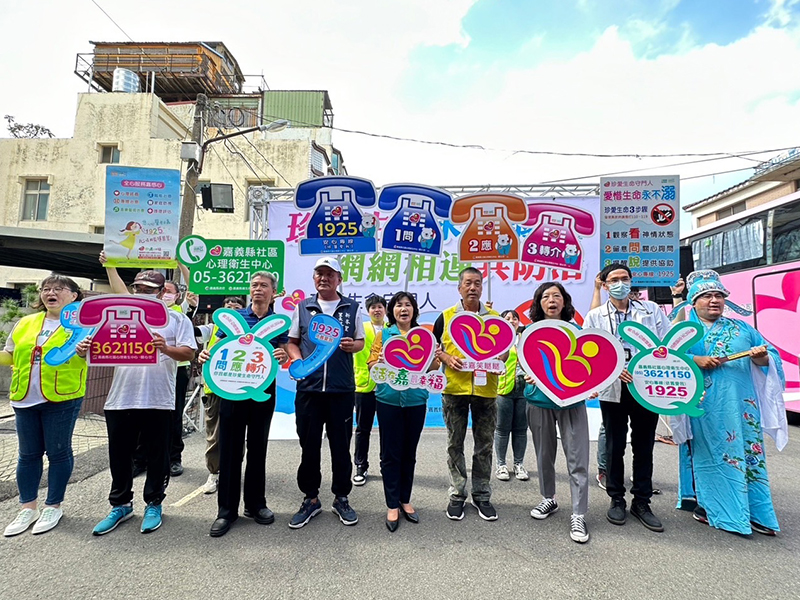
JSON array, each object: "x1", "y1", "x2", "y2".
[
  {"x1": 440, "y1": 302, "x2": 501, "y2": 398},
  {"x1": 9, "y1": 312, "x2": 87, "y2": 402}
]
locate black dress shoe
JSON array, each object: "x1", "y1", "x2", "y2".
[
  {"x1": 399, "y1": 505, "x2": 419, "y2": 524},
  {"x1": 244, "y1": 507, "x2": 275, "y2": 525},
  {"x1": 210, "y1": 517, "x2": 234, "y2": 537},
  {"x1": 385, "y1": 518, "x2": 399, "y2": 532}
]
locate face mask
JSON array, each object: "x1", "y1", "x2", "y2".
[
  {"x1": 607, "y1": 282, "x2": 631, "y2": 300},
  {"x1": 162, "y1": 293, "x2": 177, "y2": 306}
]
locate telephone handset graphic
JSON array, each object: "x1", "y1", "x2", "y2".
[
  {"x1": 378, "y1": 184, "x2": 453, "y2": 256},
  {"x1": 78, "y1": 295, "x2": 169, "y2": 366},
  {"x1": 450, "y1": 193, "x2": 528, "y2": 262},
  {"x1": 520, "y1": 203, "x2": 596, "y2": 272},
  {"x1": 294, "y1": 176, "x2": 378, "y2": 255}
]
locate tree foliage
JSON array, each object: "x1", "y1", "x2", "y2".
[{"x1": 4, "y1": 114, "x2": 54, "y2": 139}]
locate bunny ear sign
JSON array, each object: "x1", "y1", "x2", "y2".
[
  {"x1": 618, "y1": 322, "x2": 659, "y2": 351},
  {"x1": 212, "y1": 308, "x2": 249, "y2": 337},
  {"x1": 251, "y1": 314, "x2": 291, "y2": 342},
  {"x1": 662, "y1": 322, "x2": 704, "y2": 352}
]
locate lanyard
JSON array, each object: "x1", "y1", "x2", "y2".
[{"x1": 605, "y1": 301, "x2": 631, "y2": 338}]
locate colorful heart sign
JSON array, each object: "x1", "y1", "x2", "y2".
[
  {"x1": 518, "y1": 321, "x2": 626, "y2": 407},
  {"x1": 618, "y1": 321, "x2": 705, "y2": 416},
  {"x1": 448, "y1": 314, "x2": 516, "y2": 362},
  {"x1": 382, "y1": 327, "x2": 437, "y2": 372},
  {"x1": 288, "y1": 314, "x2": 343, "y2": 380},
  {"x1": 370, "y1": 327, "x2": 446, "y2": 393}
]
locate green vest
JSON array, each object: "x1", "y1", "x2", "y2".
[
  {"x1": 9, "y1": 312, "x2": 87, "y2": 402},
  {"x1": 497, "y1": 345, "x2": 518, "y2": 396},
  {"x1": 354, "y1": 322, "x2": 380, "y2": 393}
]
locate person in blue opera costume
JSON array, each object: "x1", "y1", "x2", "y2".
[{"x1": 670, "y1": 270, "x2": 787, "y2": 536}]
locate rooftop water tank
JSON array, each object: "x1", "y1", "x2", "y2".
[{"x1": 112, "y1": 68, "x2": 141, "y2": 93}]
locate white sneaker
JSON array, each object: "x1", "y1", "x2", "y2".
[
  {"x1": 202, "y1": 473, "x2": 219, "y2": 494},
  {"x1": 32, "y1": 507, "x2": 63, "y2": 535},
  {"x1": 4, "y1": 508, "x2": 40, "y2": 537},
  {"x1": 495, "y1": 465, "x2": 510, "y2": 481},
  {"x1": 513, "y1": 464, "x2": 529, "y2": 481},
  {"x1": 570, "y1": 514, "x2": 590, "y2": 543}
]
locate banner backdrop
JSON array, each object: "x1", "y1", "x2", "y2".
[{"x1": 266, "y1": 196, "x2": 603, "y2": 436}]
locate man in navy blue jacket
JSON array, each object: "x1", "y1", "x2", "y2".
[{"x1": 286, "y1": 257, "x2": 365, "y2": 528}]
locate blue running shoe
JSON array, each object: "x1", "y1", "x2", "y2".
[
  {"x1": 288, "y1": 498, "x2": 322, "y2": 529},
  {"x1": 93, "y1": 505, "x2": 133, "y2": 536},
  {"x1": 141, "y1": 503, "x2": 163, "y2": 534},
  {"x1": 331, "y1": 496, "x2": 358, "y2": 526}
]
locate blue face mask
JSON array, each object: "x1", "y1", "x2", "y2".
[{"x1": 607, "y1": 281, "x2": 631, "y2": 300}]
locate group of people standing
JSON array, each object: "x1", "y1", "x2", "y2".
[{"x1": 1, "y1": 257, "x2": 787, "y2": 543}]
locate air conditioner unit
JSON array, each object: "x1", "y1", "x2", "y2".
[{"x1": 248, "y1": 186, "x2": 271, "y2": 205}]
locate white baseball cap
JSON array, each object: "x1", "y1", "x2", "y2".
[{"x1": 313, "y1": 256, "x2": 341, "y2": 273}]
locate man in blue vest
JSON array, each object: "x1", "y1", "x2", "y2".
[{"x1": 287, "y1": 257, "x2": 365, "y2": 528}]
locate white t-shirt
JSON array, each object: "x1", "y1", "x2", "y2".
[
  {"x1": 289, "y1": 299, "x2": 365, "y2": 340},
  {"x1": 104, "y1": 309, "x2": 197, "y2": 411},
  {"x1": 4, "y1": 317, "x2": 61, "y2": 408}
]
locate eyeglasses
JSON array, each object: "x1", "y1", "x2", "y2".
[
  {"x1": 41, "y1": 287, "x2": 67, "y2": 294},
  {"x1": 132, "y1": 285, "x2": 161, "y2": 295},
  {"x1": 606, "y1": 277, "x2": 632, "y2": 285}
]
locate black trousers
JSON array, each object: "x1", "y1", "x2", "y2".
[
  {"x1": 354, "y1": 391, "x2": 377, "y2": 469},
  {"x1": 132, "y1": 364, "x2": 190, "y2": 468},
  {"x1": 216, "y1": 393, "x2": 275, "y2": 520},
  {"x1": 600, "y1": 384, "x2": 659, "y2": 505},
  {"x1": 105, "y1": 409, "x2": 171, "y2": 506},
  {"x1": 295, "y1": 390, "x2": 354, "y2": 499},
  {"x1": 376, "y1": 402, "x2": 427, "y2": 509},
  {"x1": 170, "y1": 365, "x2": 190, "y2": 463}
]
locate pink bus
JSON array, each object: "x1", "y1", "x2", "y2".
[{"x1": 682, "y1": 192, "x2": 800, "y2": 415}]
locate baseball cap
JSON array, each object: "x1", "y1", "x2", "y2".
[
  {"x1": 314, "y1": 257, "x2": 341, "y2": 273},
  {"x1": 133, "y1": 270, "x2": 166, "y2": 288}
]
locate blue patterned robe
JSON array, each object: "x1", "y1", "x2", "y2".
[{"x1": 676, "y1": 315, "x2": 785, "y2": 535}]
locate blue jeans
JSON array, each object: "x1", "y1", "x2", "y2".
[
  {"x1": 14, "y1": 398, "x2": 83, "y2": 505},
  {"x1": 494, "y1": 376, "x2": 528, "y2": 467}
]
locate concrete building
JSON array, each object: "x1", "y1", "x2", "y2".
[{"x1": 0, "y1": 41, "x2": 346, "y2": 290}]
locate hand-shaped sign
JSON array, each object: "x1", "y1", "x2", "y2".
[
  {"x1": 44, "y1": 302, "x2": 96, "y2": 367},
  {"x1": 618, "y1": 322, "x2": 704, "y2": 416},
  {"x1": 203, "y1": 309, "x2": 290, "y2": 401},
  {"x1": 288, "y1": 314, "x2": 343, "y2": 380},
  {"x1": 446, "y1": 313, "x2": 516, "y2": 386},
  {"x1": 518, "y1": 321, "x2": 625, "y2": 407},
  {"x1": 370, "y1": 326, "x2": 445, "y2": 392}
]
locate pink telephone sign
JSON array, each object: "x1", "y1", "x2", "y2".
[
  {"x1": 78, "y1": 295, "x2": 169, "y2": 366},
  {"x1": 520, "y1": 203, "x2": 596, "y2": 273}
]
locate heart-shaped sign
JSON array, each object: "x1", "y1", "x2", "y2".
[
  {"x1": 239, "y1": 333, "x2": 254, "y2": 345},
  {"x1": 289, "y1": 314, "x2": 343, "y2": 380},
  {"x1": 383, "y1": 327, "x2": 437, "y2": 372},
  {"x1": 652, "y1": 346, "x2": 668, "y2": 360},
  {"x1": 518, "y1": 321, "x2": 625, "y2": 407},
  {"x1": 447, "y1": 313, "x2": 515, "y2": 361},
  {"x1": 209, "y1": 245, "x2": 223, "y2": 257},
  {"x1": 117, "y1": 324, "x2": 130, "y2": 335},
  {"x1": 282, "y1": 289, "x2": 305, "y2": 312}
]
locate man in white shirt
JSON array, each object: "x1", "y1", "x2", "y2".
[
  {"x1": 92, "y1": 270, "x2": 196, "y2": 536},
  {"x1": 583, "y1": 263, "x2": 670, "y2": 533}
]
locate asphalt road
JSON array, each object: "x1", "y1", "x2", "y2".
[{"x1": 1, "y1": 426, "x2": 799, "y2": 600}]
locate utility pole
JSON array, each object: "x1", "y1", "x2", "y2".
[{"x1": 178, "y1": 93, "x2": 208, "y2": 241}]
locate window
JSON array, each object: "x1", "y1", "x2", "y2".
[
  {"x1": 772, "y1": 199, "x2": 800, "y2": 264},
  {"x1": 716, "y1": 201, "x2": 746, "y2": 220},
  {"x1": 93, "y1": 226, "x2": 105, "y2": 235},
  {"x1": 99, "y1": 144, "x2": 120, "y2": 164},
  {"x1": 692, "y1": 233, "x2": 723, "y2": 270},
  {"x1": 21, "y1": 179, "x2": 49, "y2": 221},
  {"x1": 722, "y1": 218, "x2": 764, "y2": 265}
]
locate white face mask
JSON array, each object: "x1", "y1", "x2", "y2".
[
  {"x1": 607, "y1": 281, "x2": 631, "y2": 300},
  {"x1": 162, "y1": 293, "x2": 178, "y2": 306}
]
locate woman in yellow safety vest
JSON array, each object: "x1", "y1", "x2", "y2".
[{"x1": 0, "y1": 275, "x2": 90, "y2": 537}]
